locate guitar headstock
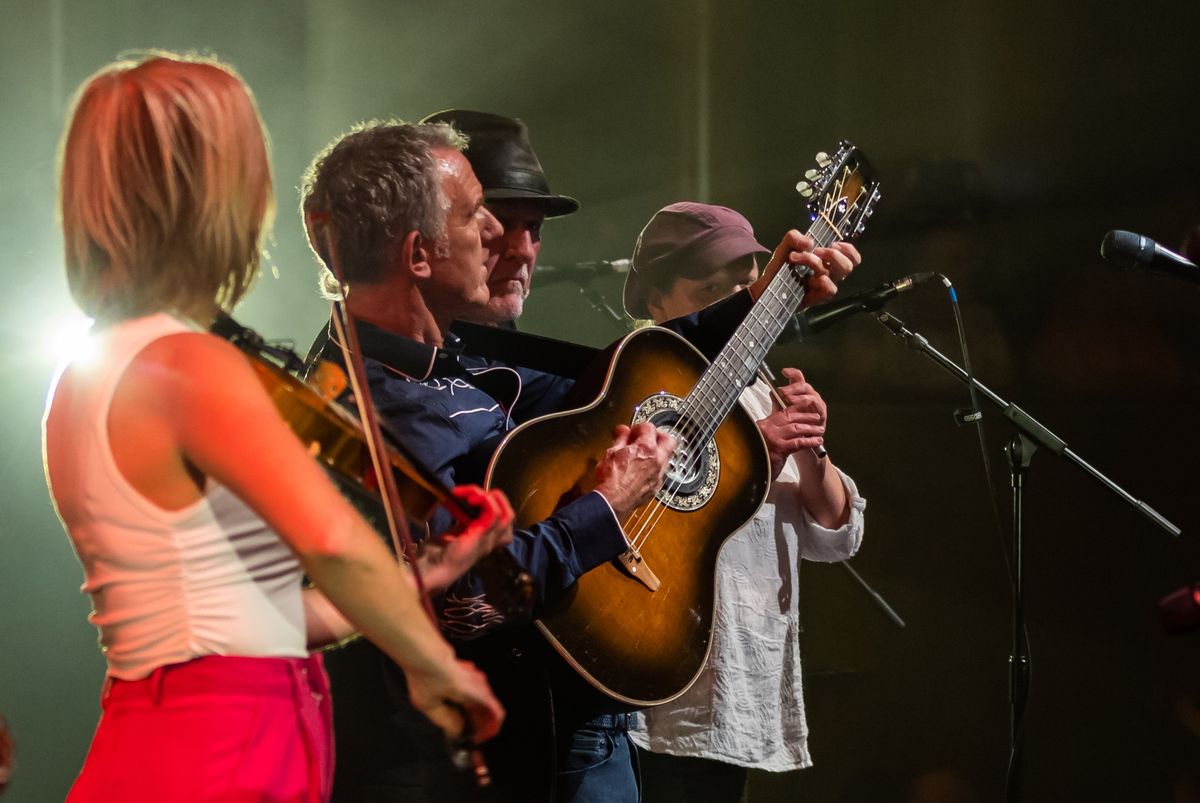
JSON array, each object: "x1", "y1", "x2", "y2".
[{"x1": 795, "y1": 140, "x2": 881, "y2": 244}]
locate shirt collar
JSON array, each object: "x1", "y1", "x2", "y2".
[{"x1": 339, "y1": 318, "x2": 465, "y2": 382}]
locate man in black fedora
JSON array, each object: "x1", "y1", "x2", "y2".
[{"x1": 421, "y1": 109, "x2": 578, "y2": 327}]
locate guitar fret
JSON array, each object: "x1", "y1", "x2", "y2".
[
  {"x1": 683, "y1": 261, "x2": 810, "y2": 446},
  {"x1": 679, "y1": 146, "x2": 878, "y2": 458}
]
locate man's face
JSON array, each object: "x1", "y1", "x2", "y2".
[
  {"x1": 426, "y1": 149, "x2": 502, "y2": 319},
  {"x1": 475, "y1": 198, "x2": 546, "y2": 323},
  {"x1": 646, "y1": 255, "x2": 759, "y2": 324}
]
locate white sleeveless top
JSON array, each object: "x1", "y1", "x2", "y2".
[{"x1": 45, "y1": 313, "x2": 307, "y2": 680}]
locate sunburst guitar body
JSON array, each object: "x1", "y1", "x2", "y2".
[{"x1": 485, "y1": 326, "x2": 770, "y2": 705}]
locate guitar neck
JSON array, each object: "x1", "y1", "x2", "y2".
[{"x1": 679, "y1": 221, "x2": 840, "y2": 445}]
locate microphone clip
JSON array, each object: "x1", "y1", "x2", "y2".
[{"x1": 953, "y1": 407, "x2": 983, "y2": 426}]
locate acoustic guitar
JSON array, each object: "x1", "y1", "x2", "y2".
[{"x1": 485, "y1": 141, "x2": 881, "y2": 705}]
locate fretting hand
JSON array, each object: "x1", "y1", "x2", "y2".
[
  {"x1": 750, "y1": 230, "x2": 861, "y2": 307},
  {"x1": 756, "y1": 368, "x2": 828, "y2": 479}
]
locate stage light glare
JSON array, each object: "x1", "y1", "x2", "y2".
[{"x1": 45, "y1": 314, "x2": 96, "y2": 367}]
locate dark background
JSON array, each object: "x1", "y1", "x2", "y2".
[{"x1": 2, "y1": 1, "x2": 1199, "y2": 800}]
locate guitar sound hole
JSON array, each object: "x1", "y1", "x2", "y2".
[
  {"x1": 647, "y1": 409, "x2": 706, "y2": 496},
  {"x1": 631, "y1": 393, "x2": 720, "y2": 511}
]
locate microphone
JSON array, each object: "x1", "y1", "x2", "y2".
[
  {"x1": 1100, "y1": 230, "x2": 1199, "y2": 284},
  {"x1": 795, "y1": 272, "x2": 938, "y2": 335},
  {"x1": 534, "y1": 259, "x2": 631, "y2": 284}
]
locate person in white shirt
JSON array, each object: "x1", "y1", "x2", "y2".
[{"x1": 623, "y1": 202, "x2": 867, "y2": 802}]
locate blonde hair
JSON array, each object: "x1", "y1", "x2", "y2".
[{"x1": 58, "y1": 52, "x2": 274, "y2": 322}]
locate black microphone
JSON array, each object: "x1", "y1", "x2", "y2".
[
  {"x1": 795, "y1": 272, "x2": 938, "y2": 336},
  {"x1": 1100, "y1": 230, "x2": 1199, "y2": 283},
  {"x1": 534, "y1": 259, "x2": 631, "y2": 284}
]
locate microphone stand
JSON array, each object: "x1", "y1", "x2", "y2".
[
  {"x1": 875, "y1": 311, "x2": 1179, "y2": 535},
  {"x1": 839, "y1": 559, "x2": 907, "y2": 629},
  {"x1": 533, "y1": 264, "x2": 628, "y2": 325},
  {"x1": 874, "y1": 311, "x2": 1180, "y2": 803},
  {"x1": 576, "y1": 281, "x2": 625, "y2": 326}
]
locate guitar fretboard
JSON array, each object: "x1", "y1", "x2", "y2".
[
  {"x1": 676, "y1": 221, "x2": 836, "y2": 448},
  {"x1": 675, "y1": 154, "x2": 874, "y2": 449}
]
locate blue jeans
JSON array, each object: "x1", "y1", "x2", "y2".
[{"x1": 556, "y1": 713, "x2": 640, "y2": 803}]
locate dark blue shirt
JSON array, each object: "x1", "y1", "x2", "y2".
[
  {"x1": 310, "y1": 320, "x2": 629, "y2": 636},
  {"x1": 308, "y1": 290, "x2": 756, "y2": 800}
]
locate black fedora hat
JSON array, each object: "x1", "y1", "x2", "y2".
[{"x1": 420, "y1": 109, "x2": 579, "y2": 218}]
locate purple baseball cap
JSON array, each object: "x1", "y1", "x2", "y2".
[{"x1": 623, "y1": 202, "x2": 771, "y2": 319}]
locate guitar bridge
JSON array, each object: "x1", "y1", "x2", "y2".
[{"x1": 616, "y1": 546, "x2": 660, "y2": 592}]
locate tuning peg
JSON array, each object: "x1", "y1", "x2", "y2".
[
  {"x1": 799, "y1": 187, "x2": 815, "y2": 198},
  {"x1": 803, "y1": 168, "x2": 820, "y2": 180},
  {"x1": 795, "y1": 180, "x2": 810, "y2": 194},
  {"x1": 815, "y1": 151, "x2": 832, "y2": 167}
]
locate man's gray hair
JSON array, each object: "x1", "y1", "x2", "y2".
[{"x1": 300, "y1": 120, "x2": 466, "y2": 296}]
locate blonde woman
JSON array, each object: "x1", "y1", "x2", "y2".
[{"x1": 46, "y1": 52, "x2": 509, "y2": 801}]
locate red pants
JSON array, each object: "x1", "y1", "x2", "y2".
[{"x1": 68, "y1": 654, "x2": 333, "y2": 802}]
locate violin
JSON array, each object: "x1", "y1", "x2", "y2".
[{"x1": 216, "y1": 314, "x2": 535, "y2": 619}]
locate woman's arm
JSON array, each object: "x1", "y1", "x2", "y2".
[
  {"x1": 302, "y1": 586, "x2": 356, "y2": 650},
  {"x1": 129, "y1": 332, "x2": 504, "y2": 741}
]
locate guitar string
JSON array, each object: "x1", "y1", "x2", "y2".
[
  {"x1": 623, "y1": 182, "x2": 871, "y2": 550},
  {"x1": 623, "y1": 210, "x2": 848, "y2": 552},
  {"x1": 624, "y1": 260, "x2": 814, "y2": 550},
  {"x1": 623, "y1": 210, "x2": 844, "y2": 549},
  {"x1": 622, "y1": 269, "x2": 808, "y2": 550},
  {"x1": 666, "y1": 187, "x2": 872, "y2": 467},
  {"x1": 666, "y1": 213, "x2": 839, "y2": 448},
  {"x1": 624, "y1": 253, "x2": 816, "y2": 549},
  {"x1": 628, "y1": 176, "x2": 877, "y2": 547}
]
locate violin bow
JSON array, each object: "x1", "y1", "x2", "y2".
[{"x1": 308, "y1": 213, "x2": 492, "y2": 787}]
